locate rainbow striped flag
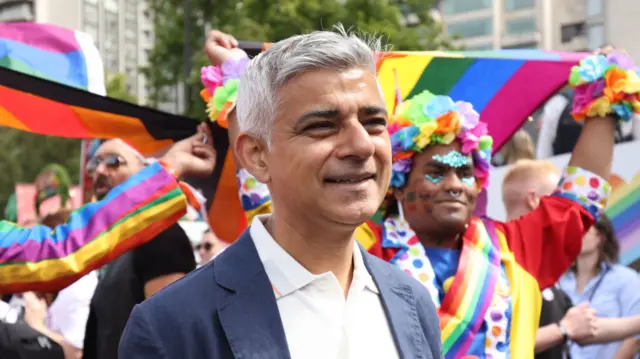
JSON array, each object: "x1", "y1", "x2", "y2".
[
  {"x1": 0, "y1": 22, "x2": 105, "y2": 94},
  {"x1": 606, "y1": 173, "x2": 640, "y2": 266}
]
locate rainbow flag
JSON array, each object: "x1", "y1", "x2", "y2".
[
  {"x1": 606, "y1": 173, "x2": 640, "y2": 266},
  {"x1": 0, "y1": 22, "x2": 105, "y2": 94}
]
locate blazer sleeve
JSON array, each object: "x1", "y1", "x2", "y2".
[
  {"x1": 0, "y1": 162, "x2": 189, "y2": 294},
  {"x1": 119, "y1": 304, "x2": 168, "y2": 359},
  {"x1": 495, "y1": 166, "x2": 610, "y2": 289},
  {"x1": 415, "y1": 283, "x2": 444, "y2": 359}
]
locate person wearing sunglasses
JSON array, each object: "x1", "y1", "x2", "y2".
[
  {"x1": 196, "y1": 229, "x2": 228, "y2": 265},
  {"x1": 0, "y1": 124, "x2": 216, "y2": 295}
]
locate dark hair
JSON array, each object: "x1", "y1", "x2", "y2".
[
  {"x1": 594, "y1": 213, "x2": 619, "y2": 264},
  {"x1": 40, "y1": 210, "x2": 71, "y2": 228}
]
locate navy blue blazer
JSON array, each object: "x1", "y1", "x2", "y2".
[{"x1": 118, "y1": 230, "x2": 443, "y2": 359}]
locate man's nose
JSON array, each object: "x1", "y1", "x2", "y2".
[{"x1": 335, "y1": 118, "x2": 375, "y2": 160}]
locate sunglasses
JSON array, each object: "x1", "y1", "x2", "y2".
[
  {"x1": 87, "y1": 154, "x2": 127, "y2": 174},
  {"x1": 195, "y1": 242, "x2": 213, "y2": 251}
]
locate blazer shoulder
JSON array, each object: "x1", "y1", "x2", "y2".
[{"x1": 138, "y1": 261, "x2": 228, "y2": 316}]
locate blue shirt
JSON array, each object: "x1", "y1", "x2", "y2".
[
  {"x1": 425, "y1": 247, "x2": 512, "y2": 358},
  {"x1": 558, "y1": 263, "x2": 640, "y2": 359}
]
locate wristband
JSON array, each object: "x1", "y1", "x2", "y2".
[
  {"x1": 158, "y1": 160, "x2": 179, "y2": 179},
  {"x1": 558, "y1": 322, "x2": 569, "y2": 343}
]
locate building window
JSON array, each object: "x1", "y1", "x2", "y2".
[
  {"x1": 0, "y1": 2, "x2": 34, "y2": 22},
  {"x1": 442, "y1": 0, "x2": 491, "y2": 15},
  {"x1": 560, "y1": 22, "x2": 586, "y2": 43},
  {"x1": 587, "y1": 24, "x2": 605, "y2": 50},
  {"x1": 465, "y1": 44, "x2": 494, "y2": 50},
  {"x1": 105, "y1": 0, "x2": 119, "y2": 12},
  {"x1": 587, "y1": 0, "x2": 603, "y2": 17},
  {"x1": 505, "y1": 17, "x2": 537, "y2": 36},
  {"x1": 503, "y1": 41, "x2": 538, "y2": 49},
  {"x1": 505, "y1": 0, "x2": 535, "y2": 11},
  {"x1": 447, "y1": 17, "x2": 493, "y2": 39}
]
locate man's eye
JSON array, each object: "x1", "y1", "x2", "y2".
[
  {"x1": 365, "y1": 118, "x2": 388, "y2": 127},
  {"x1": 303, "y1": 122, "x2": 335, "y2": 131}
]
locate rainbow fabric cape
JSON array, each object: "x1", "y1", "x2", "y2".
[{"x1": 607, "y1": 173, "x2": 640, "y2": 266}]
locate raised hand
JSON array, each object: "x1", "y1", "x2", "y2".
[
  {"x1": 161, "y1": 123, "x2": 216, "y2": 178},
  {"x1": 204, "y1": 30, "x2": 247, "y2": 66}
]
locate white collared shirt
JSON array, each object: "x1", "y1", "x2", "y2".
[{"x1": 250, "y1": 215, "x2": 400, "y2": 359}]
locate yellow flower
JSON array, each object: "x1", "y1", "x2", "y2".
[
  {"x1": 586, "y1": 96, "x2": 612, "y2": 118},
  {"x1": 441, "y1": 132, "x2": 457, "y2": 145},
  {"x1": 623, "y1": 71, "x2": 640, "y2": 94},
  {"x1": 414, "y1": 122, "x2": 437, "y2": 148}
]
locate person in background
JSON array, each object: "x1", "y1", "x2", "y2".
[
  {"x1": 196, "y1": 229, "x2": 228, "y2": 264},
  {"x1": 0, "y1": 125, "x2": 216, "y2": 294},
  {"x1": 81, "y1": 138, "x2": 201, "y2": 359},
  {"x1": 559, "y1": 215, "x2": 640, "y2": 359},
  {"x1": 502, "y1": 160, "x2": 596, "y2": 359},
  {"x1": 504, "y1": 160, "x2": 640, "y2": 358},
  {"x1": 495, "y1": 129, "x2": 536, "y2": 166}
]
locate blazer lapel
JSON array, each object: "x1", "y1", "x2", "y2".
[
  {"x1": 215, "y1": 230, "x2": 291, "y2": 359},
  {"x1": 362, "y1": 248, "x2": 425, "y2": 359}
]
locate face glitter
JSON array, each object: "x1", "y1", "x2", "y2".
[
  {"x1": 432, "y1": 151, "x2": 470, "y2": 168},
  {"x1": 425, "y1": 175, "x2": 443, "y2": 184}
]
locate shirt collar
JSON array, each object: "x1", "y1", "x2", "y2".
[{"x1": 250, "y1": 214, "x2": 379, "y2": 298}]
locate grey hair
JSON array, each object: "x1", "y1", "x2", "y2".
[{"x1": 236, "y1": 24, "x2": 386, "y2": 146}]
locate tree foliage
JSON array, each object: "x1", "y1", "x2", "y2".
[
  {"x1": 105, "y1": 72, "x2": 139, "y2": 104},
  {"x1": 0, "y1": 73, "x2": 138, "y2": 217},
  {"x1": 144, "y1": 0, "x2": 454, "y2": 119}
]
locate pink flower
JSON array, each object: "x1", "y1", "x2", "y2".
[
  {"x1": 459, "y1": 121, "x2": 487, "y2": 154},
  {"x1": 572, "y1": 79, "x2": 605, "y2": 114},
  {"x1": 201, "y1": 66, "x2": 223, "y2": 95}
]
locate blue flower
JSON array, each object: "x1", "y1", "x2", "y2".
[
  {"x1": 612, "y1": 103, "x2": 633, "y2": 121},
  {"x1": 391, "y1": 126, "x2": 419, "y2": 151},
  {"x1": 390, "y1": 172, "x2": 406, "y2": 188},
  {"x1": 423, "y1": 96, "x2": 458, "y2": 119},
  {"x1": 578, "y1": 55, "x2": 610, "y2": 82}
]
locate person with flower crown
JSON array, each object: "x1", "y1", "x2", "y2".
[{"x1": 364, "y1": 45, "x2": 640, "y2": 358}]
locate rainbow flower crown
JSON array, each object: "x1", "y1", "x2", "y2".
[
  {"x1": 388, "y1": 90, "x2": 493, "y2": 190},
  {"x1": 569, "y1": 51, "x2": 640, "y2": 122},
  {"x1": 200, "y1": 55, "x2": 250, "y2": 128}
]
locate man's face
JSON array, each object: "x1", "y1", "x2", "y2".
[
  {"x1": 396, "y1": 141, "x2": 477, "y2": 235},
  {"x1": 197, "y1": 231, "x2": 227, "y2": 263},
  {"x1": 258, "y1": 67, "x2": 391, "y2": 226},
  {"x1": 90, "y1": 140, "x2": 144, "y2": 200}
]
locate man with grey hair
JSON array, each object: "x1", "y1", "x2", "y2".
[{"x1": 119, "y1": 27, "x2": 442, "y2": 359}]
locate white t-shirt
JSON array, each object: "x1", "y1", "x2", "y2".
[{"x1": 47, "y1": 271, "x2": 99, "y2": 348}]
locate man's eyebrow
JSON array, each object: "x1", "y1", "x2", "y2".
[
  {"x1": 361, "y1": 106, "x2": 388, "y2": 117},
  {"x1": 295, "y1": 109, "x2": 341, "y2": 127}
]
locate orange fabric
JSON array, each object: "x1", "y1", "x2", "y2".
[{"x1": 209, "y1": 151, "x2": 244, "y2": 243}]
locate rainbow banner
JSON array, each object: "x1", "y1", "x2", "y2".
[
  {"x1": 606, "y1": 173, "x2": 640, "y2": 266},
  {"x1": 0, "y1": 22, "x2": 105, "y2": 94},
  {"x1": 376, "y1": 50, "x2": 587, "y2": 150}
]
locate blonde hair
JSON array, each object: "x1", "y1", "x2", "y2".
[
  {"x1": 500, "y1": 130, "x2": 535, "y2": 165},
  {"x1": 502, "y1": 159, "x2": 560, "y2": 212}
]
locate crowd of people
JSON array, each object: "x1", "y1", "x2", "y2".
[{"x1": 1, "y1": 25, "x2": 640, "y2": 359}]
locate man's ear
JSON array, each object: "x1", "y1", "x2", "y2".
[
  {"x1": 234, "y1": 132, "x2": 271, "y2": 183},
  {"x1": 525, "y1": 190, "x2": 540, "y2": 211}
]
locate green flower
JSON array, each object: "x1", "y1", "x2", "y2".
[
  {"x1": 213, "y1": 79, "x2": 240, "y2": 111},
  {"x1": 402, "y1": 91, "x2": 436, "y2": 126}
]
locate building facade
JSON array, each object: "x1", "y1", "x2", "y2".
[{"x1": 0, "y1": 0, "x2": 153, "y2": 103}]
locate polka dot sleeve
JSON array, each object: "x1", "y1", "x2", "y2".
[
  {"x1": 552, "y1": 166, "x2": 611, "y2": 220},
  {"x1": 236, "y1": 168, "x2": 273, "y2": 223}
]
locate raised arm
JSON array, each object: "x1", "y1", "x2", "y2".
[
  {"x1": 496, "y1": 50, "x2": 638, "y2": 289},
  {"x1": 0, "y1": 127, "x2": 215, "y2": 294}
]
